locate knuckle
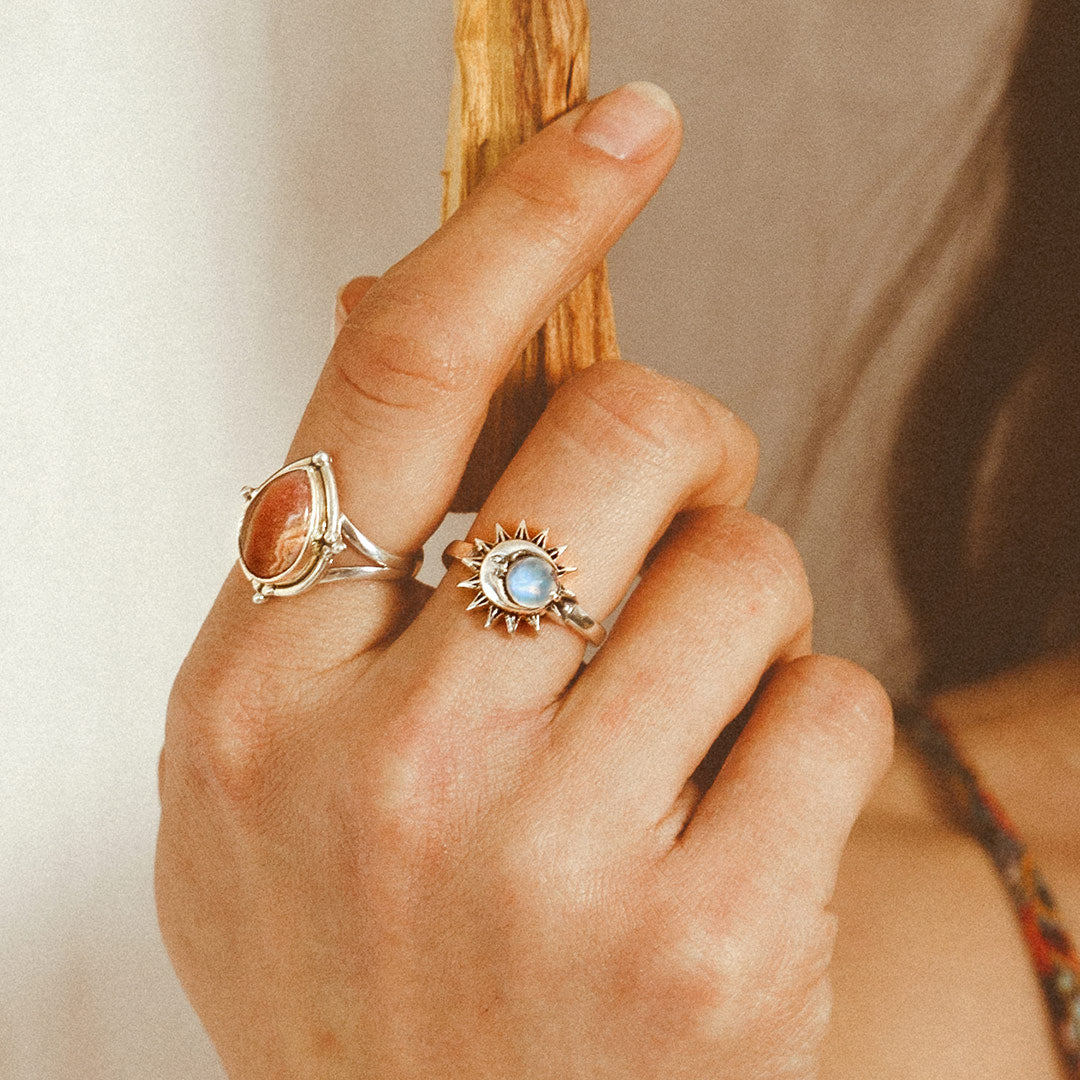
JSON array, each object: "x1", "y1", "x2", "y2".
[
  {"x1": 726, "y1": 909, "x2": 837, "y2": 1044},
  {"x1": 493, "y1": 156, "x2": 590, "y2": 253},
  {"x1": 328, "y1": 323, "x2": 466, "y2": 434},
  {"x1": 801, "y1": 974, "x2": 835, "y2": 1040},
  {"x1": 489, "y1": 827, "x2": 563, "y2": 919},
  {"x1": 617, "y1": 891, "x2": 839, "y2": 1060},
  {"x1": 360, "y1": 684, "x2": 521, "y2": 855},
  {"x1": 554, "y1": 360, "x2": 724, "y2": 468},
  {"x1": 738, "y1": 986, "x2": 830, "y2": 1074},
  {"x1": 498, "y1": 807, "x2": 594, "y2": 901},
  {"x1": 764, "y1": 976, "x2": 834, "y2": 1078},
  {"x1": 328, "y1": 281, "x2": 482, "y2": 434},
  {"x1": 685, "y1": 508, "x2": 813, "y2": 627},
  {"x1": 723, "y1": 511, "x2": 806, "y2": 588},
  {"x1": 362, "y1": 713, "x2": 457, "y2": 844},
  {"x1": 761, "y1": 910, "x2": 839, "y2": 997},
  {"x1": 166, "y1": 662, "x2": 288, "y2": 812},
  {"x1": 644, "y1": 915, "x2": 804, "y2": 1044},
  {"x1": 619, "y1": 911, "x2": 736, "y2": 1031},
  {"x1": 783, "y1": 654, "x2": 895, "y2": 779}
]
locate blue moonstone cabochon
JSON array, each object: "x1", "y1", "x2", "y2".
[{"x1": 505, "y1": 555, "x2": 558, "y2": 609}]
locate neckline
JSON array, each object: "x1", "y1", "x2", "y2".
[{"x1": 897, "y1": 701, "x2": 1080, "y2": 1077}]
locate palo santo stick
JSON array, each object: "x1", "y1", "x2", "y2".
[{"x1": 443, "y1": 0, "x2": 621, "y2": 512}]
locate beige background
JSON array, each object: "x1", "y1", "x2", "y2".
[{"x1": 1, "y1": 0, "x2": 996, "y2": 1074}]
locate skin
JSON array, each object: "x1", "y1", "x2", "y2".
[
  {"x1": 640, "y1": 2, "x2": 1079, "y2": 1072},
  {"x1": 159, "y1": 6, "x2": 1080, "y2": 1069},
  {"x1": 156, "y1": 85, "x2": 894, "y2": 1078},
  {"x1": 822, "y1": 650, "x2": 1080, "y2": 1080}
]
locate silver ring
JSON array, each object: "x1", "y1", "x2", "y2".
[
  {"x1": 238, "y1": 451, "x2": 422, "y2": 604},
  {"x1": 442, "y1": 521, "x2": 607, "y2": 646}
]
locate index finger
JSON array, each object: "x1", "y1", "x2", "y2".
[
  {"x1": 294, "y1": 80, "x2": 683, "y2": 556},
  {"x1": 205, "y1": 82, "x2": 684, "y2": 666}
]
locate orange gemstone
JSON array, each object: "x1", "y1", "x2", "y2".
[{"x1": 240, "y1": 469, "x2": 314, "y2": 579}]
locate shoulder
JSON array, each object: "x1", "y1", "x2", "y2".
[{"x1": 818, "y1": 736, "x2": 1065, "y2": 1079}]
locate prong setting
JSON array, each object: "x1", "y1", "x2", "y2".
[
  {"x1": 238, "y1": 451, "x2": 422, "y2": 602},
  {"x1": 453, "y1": 522, "x2": 577, "y2": 635}
]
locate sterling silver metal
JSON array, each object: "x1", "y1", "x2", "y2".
[
  {"x1": 238, "y1": 451, "x2": 422, "y2": 604},
  {"x1": 442, "y1": 521, "x2": 607, "y2": 646}
]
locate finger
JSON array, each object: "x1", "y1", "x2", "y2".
[
  {"x1": 397, "y1": 361, "x2": 760, "y2": 709},
  {"x1": 549, "y1": 505, "x2": 814, "y2": 827},
  {"x1": 334, "y1": 276, "x2": 378, "y2": 338},
  {"x1": 297, "y1": 83, "x2": 680, "y2": 554},
  {"x1": 671, "y1": 654, "x2": 894, "y2": 914},
  {"x1": 215, "y1": 82, "x2": 684, "y2": 657}
]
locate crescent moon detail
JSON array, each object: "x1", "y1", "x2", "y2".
[
  {"x1": 479, "y1": 539, "x2": 556, "y2": 614},
  {"x1": 454, "y1": 521, "x2": 576, "y2": 633}
]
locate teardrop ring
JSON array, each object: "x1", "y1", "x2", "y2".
[{"x1": 238, "y1": 452, "x2": 422, "y2": 603}]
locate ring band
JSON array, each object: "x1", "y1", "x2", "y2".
[
  {"x1": 238, "y1": 451, "x2": 422, "y2": 603},
  {"x1": 442, "y1": 521, "x2": 607, "y2": 646}
]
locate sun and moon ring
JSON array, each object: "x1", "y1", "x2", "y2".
[
  {"x1": 442, "y1": 522, "x2": 608, "y2": 646},
  {"x1": 237, "y1": 452, "x2": 423, "y2": 603}
]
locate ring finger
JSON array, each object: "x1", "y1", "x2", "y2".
[{"x1": 549, "y1": 504, "x2": 814, "y2": 834}]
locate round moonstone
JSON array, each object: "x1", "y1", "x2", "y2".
[
  {"x1": 239, "y1": 470, "x2": 313, "y2": 579},
  {"x1": 505, "y1": 555, "x2": 558, "y2": 610}
]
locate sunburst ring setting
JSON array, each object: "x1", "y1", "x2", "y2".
[{"x1": 442, "y1": 522, "x2": 607, "y2": 646}]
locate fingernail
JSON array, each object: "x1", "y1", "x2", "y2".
[
  {"x1": 334, "y1": 276, "x2": 378, "y2": 338},
  {"x1": 575, "y1": 81, "x2": 678, "y2": 162},
  {"x1": 334, "y1": 288, "x2": 349, "y2": 337}
]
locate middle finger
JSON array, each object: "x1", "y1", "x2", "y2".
[{"x1": 397, "y1": 359, "x2": 759, "y2": 710}]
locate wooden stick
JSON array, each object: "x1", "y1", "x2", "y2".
[{"x1": 443, "y1": 0, "x2": 621, "y2": 512}]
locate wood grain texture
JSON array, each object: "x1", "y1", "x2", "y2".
[{"x1": 443, "y1": 0, "x2": 621, "y2": 511}]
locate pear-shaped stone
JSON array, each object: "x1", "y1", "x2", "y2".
[{"x1": 240, "y1": 470, "x2": 313, "y2": 579}]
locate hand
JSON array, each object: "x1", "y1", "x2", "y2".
[{"x1": 156, "y1": 83, "x2": 892, "y2": 1080}]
